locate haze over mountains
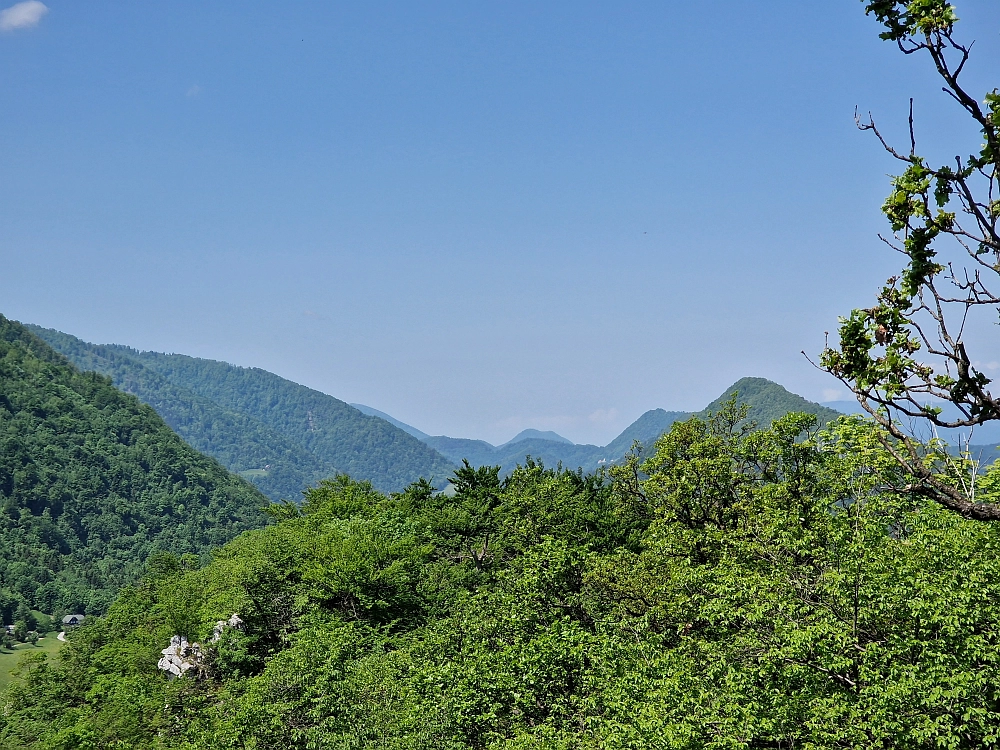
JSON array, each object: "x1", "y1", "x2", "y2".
[
  {"x1": 12, "y1": 310, "x2": 991, "y2": 622},
  {"x1": 30, "y1": 326, "x2": 456, "y2": 499},
  {"x1": 33, "y1": 324, "x2": 852, "y2": 495},
  {"x1": 403, "y1": 377, "x2": 843, "y2": 476}
]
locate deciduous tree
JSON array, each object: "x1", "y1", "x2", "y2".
[{"x1": 820, "y1": 0, "x2": 1000, "y2": 518}]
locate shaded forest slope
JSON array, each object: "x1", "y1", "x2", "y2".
[
  {"x1": 0, "y1": 316, "x2": 267, "y2": 617},
  {"x1": 31, "y1": 328, "x2": 457, "y2": 498}
]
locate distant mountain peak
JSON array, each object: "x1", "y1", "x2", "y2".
[
  {"x1": 698, "y1": 377, "x2": 840, "y2": 426},
  {"x1": 502, "y1": 429, "x2": 573, "y2": 447}
]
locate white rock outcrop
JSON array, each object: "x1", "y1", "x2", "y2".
[
  {"x1": 157, "y1": 635, "x2": 202, "y2": 678},
  {"x1": 157, "y1": 613, "x2": 244, "y2": 678},
  {"x1": 210, "y1": 613, "x2": 244, "y2": 643}
]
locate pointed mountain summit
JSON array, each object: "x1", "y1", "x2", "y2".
[
  {"x1": 696, "y1": 377, "x2": 841, "y2": 427},
  {"x1": 502, "y1": 429, "x2": 573, "y2": 447}
]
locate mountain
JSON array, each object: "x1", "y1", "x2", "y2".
[
  {"x1": 351, "y1": 403, "x2": 429, "y2": 440},
  {"x1": 424, "y1": 434, "x2": 605, "y2": 476},
  {"x1": 601, "y1": 408, "x2": 691, "y2": 458},
  {"x1": 502, "y1": 429, "x2": 573, "y2": 446},
  {"x1": 698, "y1": 377, "x2": 841, "y2": 427},
  {"x1": 31, "y1": 328, "x2": 457, "y2": 498},
  {"x1": 30, "y1": 327, "x2": 337, "y2": 502},
  {"x1": 420, "y1": 379, "x2": 834, "y2": 476},
  {"x1": 422, "y1": 436, "x2": 501, "y2": 468},
  {"x1": 0, "y1": 315, "x2": 268, "y2": 618}
]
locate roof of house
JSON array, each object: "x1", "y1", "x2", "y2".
[{"x1": 62, "y1": 614, "x2": 85, "y2": 624}]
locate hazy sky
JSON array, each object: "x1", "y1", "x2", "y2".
[{"x1": 2, "y1": 1, "x2": 999, "y2": 445}]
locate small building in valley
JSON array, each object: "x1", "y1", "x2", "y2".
[{"x1": 62, "y1": 614, "x2": 85, "y2": 628}]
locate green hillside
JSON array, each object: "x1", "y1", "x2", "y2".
[
  {"x1": 0, "y1": 316, "x2": 267, "y2": 617},
  {"x1": 31, "y1": 328, "x2": 457, "y2": 497},
  {"x1": 29, "y1": 328, "x2": 338, "y2": 501},
  {"x1": 696, "y1": 377, "x2": 841, "y2": 427},
  {"x1": 601, "y1": 408, "x2": 691, "y2": 458}
]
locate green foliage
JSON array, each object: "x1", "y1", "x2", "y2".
[
  {"x1": 864, "y1": 0, "x2": 958, "y2": 42},
  {"x1": 0, "y1": 315, "x2": 267, "y2": 618},
  {"x1": 8, "y1": 408, "x2": 1000, "y2": 747},
  {"x1": 821, "y1": 1, "x2": 1000, "y2": 514},
  {"x1": 29, "y1": 326, "x2": 458, "y2": 498}
]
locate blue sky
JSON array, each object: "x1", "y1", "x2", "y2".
[{"x1": 2, "y1": 1, "x2": 998, "y2": 445}]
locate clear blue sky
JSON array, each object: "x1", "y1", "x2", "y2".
[{"x1": 2, "y1": 1, "x2": 998, "y2": 445}]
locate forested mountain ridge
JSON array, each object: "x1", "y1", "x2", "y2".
[
  {"x1": 695, "y1": 376, "x2": 841, "y2": 426},
  {"x1": 413, "y1": 379, "x2": 839, "y2": 475},
  {"x1": 35, "y1": 326, "x2": 837, "y2": 488},
  {"x1": 29, "y1": 327, "x2": 338, "y2": 502},
  {"x1": 31, "y1": 327, "x2": 458, "y2": 497},
  {"x1": 0, "y1": 315, "x2": 267, "y2": 618}
]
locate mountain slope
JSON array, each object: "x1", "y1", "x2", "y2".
[
  {"x1": 123, "y1": 350, "x2": 457, "y2": 492},
  {"x1": 0, "y1": 315, "x2": 267, "y2": 617},
  {"x1": 29, "y1": 328, "x2": 338, "y2": 501},
  {"x1": 422, "y1": 436, "x2": 501, "y2": 468},
  {"x1": 351, "y1": 403, "x2": 429, "y2": 440},
  {"x1": 32, "y1": 327, "x2": 457, "y2": 495},
  {"x1": 602, "y1": 409, "x2": 691, "y2": 458}
]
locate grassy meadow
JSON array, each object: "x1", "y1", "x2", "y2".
[{"x1": 0, "y1": 634, "x2": 63, "y2": 691}]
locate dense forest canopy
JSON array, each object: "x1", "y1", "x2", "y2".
[
  {"x1": 0, "y1": 315, "x2": 267, "y2": 618},
  {"x1": 5, "y1": 407, "x2": 1000, "y2": 747},
  {"x1": 31, "y1": 326, "x2": 457, "y2": 499}
]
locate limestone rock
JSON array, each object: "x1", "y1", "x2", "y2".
[
  {"x1": 157, "y1": 635, "x2": 202, "y2": 678},
  {"x1": 157, "y1": 614, "x2": 244, "y2": 678},
  {"x1": 210, "y1": 613, "x2": 244, "y2": 643}
]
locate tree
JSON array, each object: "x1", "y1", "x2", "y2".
[
  {"x1": 13, "y1": 604, "x2": 36, "y2": 635},
  {"x1": 819, "y1": 0, "x2": 1000, "y2": 518},
  {"x1": 12, "y1": 621, "x2": 28, "y2": 643}
]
